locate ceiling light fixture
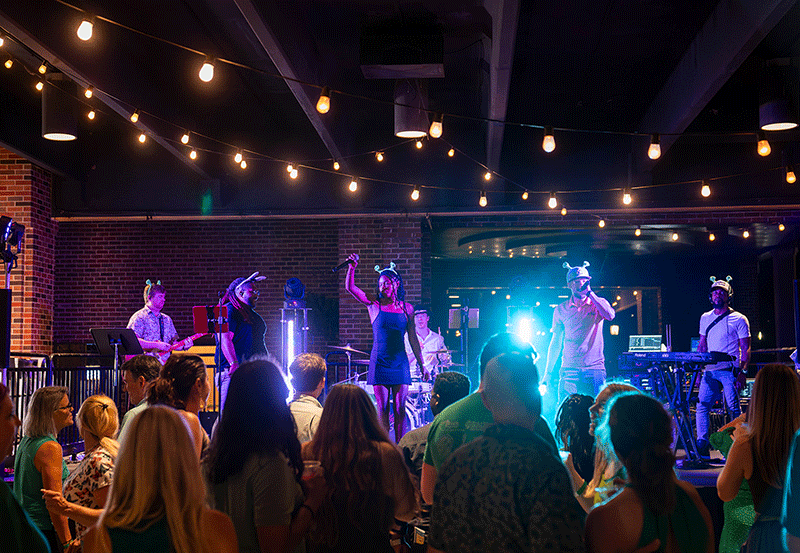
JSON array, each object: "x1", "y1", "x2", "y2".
[
  {"x1": 757, "y1": 131, "x2": 771, "y2": 156},
  {"x1": 198, "y1": 56, "x2": 215, "y2": 82},
  {"x1": 394, "y1": 79, "x2": 428, "y2": 138},
  {"x1": 42, "y1": 74, "x2": 77, "y2": 141},
  {"x1": 316, "y1": 86, "x2": 330, "y2": 114},
  {"x1": 760, "y1": 99, "x2": 797, "y2": 131},
  {"x1": 429, "y1": 113, "x2": 443, "y2": 138},
  {"x1": 542, "y1": 126, "x2": 555, "y2": 153},
  {"x1": 648, "y1": 133, "x2": 661, "y2": 160},
  {"x1": 77, "y1": 18, "x2": 94, "y2": 41}
]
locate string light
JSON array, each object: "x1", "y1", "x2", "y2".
[
  {"x1": 479, "y1": 191, "x2": 487, "y2": 207},
  {"x1": 180, "y1": 130, "x2": 190, "y2": 145},
  {"x1": 701, "y1": 180, "x2": 711, "y2": 197},
  {"x1": 290, "y1": 168, "x2": 299, "y2": 179},
  {"x1": 35, "y1": 80, "x2": 43, "y2": 91},
  {"x1": 189, "y1": 149, "x2": 197, "y2": 160},
  {"x1": 622, "y1": 188, "x2": 632, "y2": 205},
  {"x1": 38, "y1": 62, "x2": 47, "y2": 74},
  {"x1": 77, "y1": 18, "x2": 94, "y2": 41},
  {"x1": 411, "y1": 186, "x2": 420, "y2": 201},
  {"x1": 742, "y1": 230, "x2": 750, "y2": 238},
  {"x1": 648, "y1": 134, "x2": 661, "y2": 160},
  {"x1": 4, "y1": 58, "x2": 12, "y2": 69},
  {"x1": 429, "y1": 113, "x2": 443, "y2": 138},
  {"x1": 87, "y1": 109, "x2": 95, "y2": 120},
  {"x1": 376, "y1": 152, "x2": 384, "y2": 162},
  {"x1": 671, "y1": 232, "x2": 679, "y2": 241},
  {"x1": 521, "y1": 191, "x2": 529, "y2": 200},
  {"x1": 234, "y1": 151, "x2": 243, "y2": 164},
  {"x1": 240, "y1": 159, "x2": 247, "y2": 169},
  {"x1": 447, "y1": 148, "x2": 455, "y2": 157},
  {"x1": 787, "y1": 166, "x2": 796, "y2": 184},
  {"x1": 778, "y1": 223, "x2": 785, "y2": 231},
  {"x1": 138, "y1": 133, "x2": 147, "y2": 143},
  {"x1": 484, "y1": 171, "x2": 492, "y2": 181},
  {"x1": 757, "y1": 131, "x2": 771, "y2": 156},
  {"x1": 598, "y1": 219, "x2": 606, "y2": 228},
  {"x1": 542, "y1": 126, "x2": 555, "y2": 153},
  {"x1": 560, "y1": 207, "x2": 567, "y2": 216},
  {"x1": 130, "y1": 110, "x2": 140, "y2": 123},
  {"x1": 416, "y1": 139, "x2": 423, "y2": 149},
  {"x1": 333, "y1": 161, "x2": 340, "y2": 171},
  {"x1": 349, "y1": 178, "x2": 358, "y2": 192},
  {"x1": 709, "y1": 233, "x2": 716, "y2": 241},
  {"x1": 635, "y1": 226, "x2": 642, "y2": 237},
  {"x1": 0, "y1": 36, "x2": 4, "y2": 47},
  {"x1": 316, "y1": 86, "x2": 330, "y2": 114},
  {"x1": 84, "y1": 86, "x2": 93, "y2": 98},
  {"x1": 548, "y1": 192, "x2": 557, "y2": 209},
  {"x1": 198, "y1": 57, "x2": 215, "y2": 82},
  {"x1": 286, "y1": 163, "x2": 294, "y2": 173}
]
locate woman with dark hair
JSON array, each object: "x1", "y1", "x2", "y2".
[
  {"x1": 586, "y1": 393, "x2": 714, "y2": 553},
  {"x1": 204, "y1": 358, "x2": 325, "y2": 553},
  {"x1": 216, "y1": 273, "x2": 268, "y2": 411},
  {"x1": 344, "y1": 254, "x2": 424, "y2": 441},
  {"x1": 303, "y1": 384, "x2": 417, "y2": 552},
  {"x1": 717, "y1": 363, "x2": 800, "y2": 552},
  {"x1": 556, "y1": 393, "x2": 595, "y2": 484},
  {"x1": 14, "y1": 386, "x2": 76, "y2": 552},
  {"x1": 147, "y1": 354, "x2": 210, "y2": 457},
  {"x1": 0, "y1": 382, "x2": 51, "y2": 553}
]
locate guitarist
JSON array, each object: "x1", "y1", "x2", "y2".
[
  {"x1": 696, "y1": 276, "x2": 750, "y2": 459},
  {"x1": 127, "y1": 280, "x2": 194, "y2": 362}
]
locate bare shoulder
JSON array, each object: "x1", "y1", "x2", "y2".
[
  {"x1": 585, "y1": 489, "x2": 642, "y2": 553},
  {"x1": 203, "y1": 509, "x2": 238, "y2": 553},
  {"x1": 34, "y1": 439, "x2": 63, "y2": 467}
]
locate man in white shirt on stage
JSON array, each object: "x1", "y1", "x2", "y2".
[{"x1": 404, "y1": 305, "x2": 448, "y2": 382}]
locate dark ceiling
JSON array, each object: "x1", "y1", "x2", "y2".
[{"x1": 0, "y1": 0, "x2": 799, "y2": 217}]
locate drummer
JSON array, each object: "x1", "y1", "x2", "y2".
[{"x1": 404, "y1": 305, "x2": 451, "y2": 382}]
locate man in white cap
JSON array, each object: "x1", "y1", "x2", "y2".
[
  {"x1": 543, "y1": 261, "x2": 615, "y2": 402},
  {"x1": 696, "y1": 276, "x2": 750, "y2": 458}
]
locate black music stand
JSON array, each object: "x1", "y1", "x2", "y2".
[{"x1": 90, "y1": 328, "x2": 143, "y2": 375}]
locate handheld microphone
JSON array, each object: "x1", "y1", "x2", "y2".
[
  {"x1": 580, "y1": 280, "x2": 590, "y2": 291},
  {"x1": 331, "y1": 259, "x2": 355, "y2": 273}
]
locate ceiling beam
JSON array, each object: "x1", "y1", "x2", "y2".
[
  {"x1": 232, "y1": 0, "x2": 350, "y2": 173},
  {"x1": 0, "y1": 11, "x2": 211, "y2": 180},
  {"x1": 638, "y1": 0, "x2": 798, "y2": 158},
  {"x1": 485, "y1": 0, "x2": 520, "y2": 173}
]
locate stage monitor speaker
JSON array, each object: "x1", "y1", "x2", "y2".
[{"x1": 0, "y1": 289, "x2": 10, "y2": 370}]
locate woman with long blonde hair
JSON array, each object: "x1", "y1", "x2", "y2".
[
  {"x1": 303, "y1": 384, "x2": 416, "y2": 552},
  {"x1": 43, "y1": 395, "x2": 119, "y2": 544},
  {"x1": 717, "y1": 363, "x2": 800, "y2": 552},
  {"x1": 83, "y1": 405, "x2": 237, "y2": 553}
]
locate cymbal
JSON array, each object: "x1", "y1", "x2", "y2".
[{"x1": 328, "y1": 344, "x2": 369, "y2": 356}]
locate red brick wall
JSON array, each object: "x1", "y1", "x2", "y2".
[{"x1": 0, "y1": 149, "x2": 56, "y2": 353}]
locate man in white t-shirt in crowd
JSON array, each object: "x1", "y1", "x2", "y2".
[
  {"x1": 696, "y1": 277, "x2": 750, "y2": 458},
  {"x1": 404, "y1": 305, "x2": 449, "y2": 381},
  {"x1": 288, "y1": 353, "x2": 326, "y2": 443}
]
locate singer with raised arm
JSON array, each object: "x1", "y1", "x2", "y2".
[
  {"x1": 543, "y1": 262, "x2": 615, "y2": 403},
  {"x1": 343, "y1": 253, "x2": 424, "y2": 442},
  {"x1": 127, "y1": 280, "x2": 193, "y2": 362}
]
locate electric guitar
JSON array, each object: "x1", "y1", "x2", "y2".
[{"x1": 155, "y1": 332, "x2": 207, "y2": 363}]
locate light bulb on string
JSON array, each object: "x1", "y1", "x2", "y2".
[
  {"x1": 743, "y1": 230, "x2": 750, "y2": 238},
  {"x1": 779, "y1": 223, "x2": 785, "y2": 231},
  {"x1": 561, "y1": 207, "x2": 567, "y2": 216},
  {"x1": 231, "y1": 151, "x2": 242, "y2": 164},
  {"x1": 447, "y1": 148, "x2": 455, "y2": 157},
  {"x1": 316, "y1": 86, "x2": 330, "y2": 114},
  {"x1": 84, "y1": 86, "x2": 93, "y2": 98},
  {"x1": 0, "y1": 36, "x2": 4, "y2": 47},
  {"x1": 138, "y1": 133, "x2": 147, "y2": 144},
  {"x1": 180, "y1": 131, "x2": 190, "y2": 145},
  {"x1": 700, "y1": 180, "x2": 711, "y2": 197},
  {"x1": 787, "y1": 166, "x2": 796, "y2": 184},
  {"x1": 411, "y1": 186, "x2": 420, "y2": 201},
  {"x1": 290, "y1": 168, "x2": 299, "y2": 179},
  {"x1": 757, "y1": 131, "x2": 771, "y2": 156},
  {"x1": 376, "y1": 152, "x2": 384, "y2": 162},
  {"x1": 709, "y1": 233, "x2": 716, "y2": 241},
  {"x1": 671, "y1": 232, "x2": 679, "y2": 241},
  {"x1": 4, "y1": 58, "x2": 12, "y2": 69},
  {"x1": 598, "y1": 219, "x2": 606, "y2": 228},
  {"x1": 479, "y1": 191, "x2": 488, "y2": 207},
  {"x1": 648, "y1": 134, "x2": 661, "y2": 160},
  {"x1": 240, "y1": 159, "x2": 247, "y2": 169},
  {"x1": 189, "y1": 149, "x2": 197, "y2": 160},
  {"x1": 622, "y1": 188, "x2": 632, "y2": 205},
  {"x1": 349, "y1": 178, "x2": 358, "y2": 192},
  {"x1": 77, "y1": 18, "x2": 94, "y2": 41},
  {"x1": 38, "y1": 62, "x2": 47, "y2": 75},
  {"x1": 130, "y1": 110, "x2": 139, "y2": 123},
  {"x1": 635, "y1": 227, "x2": 642, "y2": 237},
  {"x1": 547, "y1": 192, "x2": 557, "y2": 209},
  {"x1": 87, "y1": 110, "x2": 95, "y2": 120},
  {"x1": 333, "y1": 161, "x2": 340, "y2": 171},
  {"x1": 416, "y1": 139, "x2": 423, "y2": 149},
  {"x1": 287, "y1": 163, "x2": 294, "y2": 173},
  {"x1": 198, "y1": 57, "x2": 215, "y2": 82},
  {"x1": 484, "y1": 171, "x2": 492, "y2": 181},
  {"x1": 429, "y1": 114, "x2": 443, "y2": 138},
  {"x1": 542, "y1": 127, "x2": 555, "y2": 153},
  {"x1": 35, "y1": 80, "x2": 43, "y2": 91},
  {"x1": 521, "y1": 191, "x2": 529, "y2": 200}
]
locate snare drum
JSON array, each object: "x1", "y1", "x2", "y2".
[{"x1": 408, "y1": 379, "x2": 433, "y2": 394}]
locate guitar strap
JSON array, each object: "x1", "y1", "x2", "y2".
[
  {"x1": 158, "y1": 314, "x2": 164, "y2": 341},
  {"x1": 704, "y1": 308, "x2": 731, "y2": 337}
]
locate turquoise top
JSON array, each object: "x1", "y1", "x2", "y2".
[
  {"x1": 13, "y1": 435, "x2": 69, "y2": 532},
  {"x1": 107, "y1": 518, "x2": 172, "y2": 553}
]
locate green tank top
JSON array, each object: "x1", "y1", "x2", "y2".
[
  {"x1": 13, "y1": 435, "x2": 69, "y2": 532},
  {"x1": 636, "y1": 484, "x2": 708, "y2": 553},
  {"x1": 107, "y1": 518, "x2": 172, "y2": 553}
]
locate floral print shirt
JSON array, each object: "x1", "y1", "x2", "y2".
[{"x1": 63, "y1": 446, "x2": 115, "y2": 537}]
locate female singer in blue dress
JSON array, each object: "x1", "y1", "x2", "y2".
[{"x1": 344, "y1": 253, "x2": 425, "y2": 442}]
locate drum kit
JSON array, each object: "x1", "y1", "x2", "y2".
[{"x1": 327, "y1": 345, "x2": 464, "y2": 431}]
